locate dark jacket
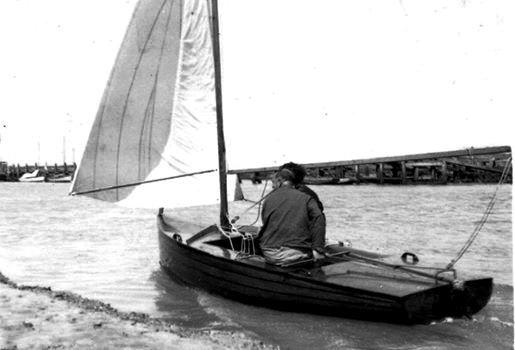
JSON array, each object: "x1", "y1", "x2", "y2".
[
  {"x1": 296, "y1": 184, "x2": 324, "y2": 212},
  {"x1": 258, "y1": 186, "x2": 326, "y2": 252}
]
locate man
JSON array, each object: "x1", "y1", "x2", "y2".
[
  {"x1": 278, "y1": 162, "x2": 324, "y2": 212},
  {"x1": 258, "y1": 168, "x2": 326, "y2": 266}
]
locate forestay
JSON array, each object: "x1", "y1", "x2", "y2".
[{"x1": 71, "y1": 0, "x2": 236, "y2": 208}]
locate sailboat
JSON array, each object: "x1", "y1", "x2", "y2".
[
  {"x1": 47, "y1": 138, "x2": 73, "y2": 183},
  {"x1": 19, "y1": 169, "x2": 46, "y2": 182},
  {"x1": 71, "y1": 0, "x2": 494, "y2": 323}
]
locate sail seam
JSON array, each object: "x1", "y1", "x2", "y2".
[
  {"x1": 146, "y1": 89, "x2": 157, "y2": 173},
  {"x1": 166, "y1": 0, "x2": 186, "y2": 175},
  {"x1": 138, "y1": 0, "x2": 177, "y2": 180},
  {"x1": 85, "y1": 0, "x2": 144, "y2": 192},
  {"x1": 138, "y1": 89, "x2": 156, "y2": 180},
  {"x1": 114, "y1": 0, "x2": 169, "y2": 201}
]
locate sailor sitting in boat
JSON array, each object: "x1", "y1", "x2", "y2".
[{"x1": 258, "y1": 168, "x2": 326, "y2": 266}]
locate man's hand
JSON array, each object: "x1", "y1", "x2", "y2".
[{"x1": 312, "y1": 250, "x2": 325, "y2": 261}]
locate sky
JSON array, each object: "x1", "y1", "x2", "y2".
[
  {"x1": 0, "y1": 0, "x2": 138, "y2": 164},
  {"x1": 0, "y1": 0, "x2": 513, "y2": 166}
]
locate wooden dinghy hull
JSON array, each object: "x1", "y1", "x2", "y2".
[{"x1": 157, "y1": 213, "x2": 492, "y2": 324}]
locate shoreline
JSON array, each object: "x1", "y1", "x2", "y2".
[{"x1": 0, "y1": 271, "x2": 274, "y2": 349}]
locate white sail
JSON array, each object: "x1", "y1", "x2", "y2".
[{"x1": 72, "y1": 0, "x2": 235, "y2": 208}]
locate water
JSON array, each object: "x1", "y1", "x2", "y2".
[{"x1": 0, "y1": 182, "x2": 512, "y2": 349}]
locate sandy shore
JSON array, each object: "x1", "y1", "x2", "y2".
[{"x1": 0, "y1": 272, "x2": 275, "y2": 350}]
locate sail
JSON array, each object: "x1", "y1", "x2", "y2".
[{"x1": 71, "y1": 0, "x2": 235, "y2": 208}]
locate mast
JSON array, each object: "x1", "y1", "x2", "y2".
[
  {"x1": 63, "y1": 136, "x2": 66, "y2": 164},
  {"x1": 210, "y1": 0, "x2": 229, "y2": 228}
]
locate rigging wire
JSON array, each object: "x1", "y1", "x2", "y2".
[
  {"x1": 446, "y1": 157, "x2": 512, "y2": 269},
  {"x1": 248, "y1": 179, "x2": 269, "y2": 226}
]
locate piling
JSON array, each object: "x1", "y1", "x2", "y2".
[
  {"x1": 376, "y1": 163, "x2": 384, "y2": 184},
  {"x1": 354, "y1": 165, "x2": 360, "y2": 184},
  {"x1": 441, "y1": 161, "x2": 448, "y2": 184},
  {"x1": 401, "y1": 161, "x2": 407, "y2": 184}
]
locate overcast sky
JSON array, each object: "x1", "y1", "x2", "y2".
[
  {"x1": 0, "y1": 0, "x2": 513, "y2": 166},
  {"x1": 0, "y1": 0, "x2": 138, "y2": 164}
]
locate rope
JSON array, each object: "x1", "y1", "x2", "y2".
[
  {"x1": 219, "y1": 214, "x2": 258, "y2": 257},
  {"x1": 216, "y1": 223, "x2": 235, "y2": 251},
  {"x1": 230, "y1": 179, "x2": 272, "y2": 226},
  {"x1": 446, "y1": 157, "x2": 512, "y2": 269},
  {"x1": 248, "y1": 179, "x2": 269, "y2": 226}
]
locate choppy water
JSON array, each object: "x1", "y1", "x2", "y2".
[{"x1": 0, "y1": 182, "x2": 512, "y2": 349}]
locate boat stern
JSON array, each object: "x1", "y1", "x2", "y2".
[
  {"x1": 449, "y1": 278, "x2": 493, "y2": 317},
  {"x1": 403, "y1": 277, "x2": 493, "y2": 323}
]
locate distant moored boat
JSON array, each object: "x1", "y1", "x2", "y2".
[
  {"x1": 18, "y1": 169, "x2": 45, "y2": 183},
  {"x1": 46, "y1": 175, "x2": 72, "y2": 183}
]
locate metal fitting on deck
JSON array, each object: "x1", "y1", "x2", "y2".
[{"x1": 452, "y1": 279, "x2": 465, "y2": 290}]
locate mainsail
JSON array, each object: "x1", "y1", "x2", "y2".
[{"x1": 71, "y1": 0, "x2": 235, "y2": 208}]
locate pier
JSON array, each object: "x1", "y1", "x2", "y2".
[
  {"x1": 230, "y1": 146, "x2": 512, "y2": 185},
  {"x1": 1, "y1": 146, "x2": 511, "y2": 185}
]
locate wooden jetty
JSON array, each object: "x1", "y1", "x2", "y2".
[
  {"x1": 3, "y1": 146, "x2": 510, "y2": 185},
  {"x1": 230, "y1": 146, "x2": 512, "y2": 185},
  {"x1": 0, "y1": 162, "x2": 76, "y2": 182}
]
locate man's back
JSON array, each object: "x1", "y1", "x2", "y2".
[{"x1": 259, "y1": 186, "x2": 325, "y2": 252}]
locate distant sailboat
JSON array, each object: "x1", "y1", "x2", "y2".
[
  {"x1": 19, "y1": 140, "x2": 46, "y2": 182},
  {"x1": 47, "y1": 137, "x2": 73, "y2": 183},
  {"x1": 71, "y1": 0, "x2": 495, "y2": 323},
  {"x1": 19, "y1": 140, "x2": 47, "y2": 182},
  {"x1": 19, "y1": 169, "x2": 45, "y2": 182}
]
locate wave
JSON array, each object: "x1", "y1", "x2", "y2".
[{"x1": 488, "y1": 316, "x2": 514, "y2": 327}]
